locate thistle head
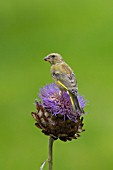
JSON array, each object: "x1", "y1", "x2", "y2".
[{"x1": 32, "y1": 83, "x2": 86, "y2": 141}]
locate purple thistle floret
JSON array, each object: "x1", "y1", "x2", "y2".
[{"x1": 39, "y1": 83, "x2": 86, "y2": 122}]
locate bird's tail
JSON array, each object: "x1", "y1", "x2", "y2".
[{"x1": 69, "y1": 92, "x2": 84, "y2": 114}]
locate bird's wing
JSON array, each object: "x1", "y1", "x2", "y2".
[
  {"x1": 51, "y1": 63, "x2": 78, "y2": 95},
  {"x1": 52, "y1": 70, "x2": 82, "y2": 111}
]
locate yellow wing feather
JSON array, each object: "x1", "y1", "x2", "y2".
[
  {"x1": 57, "y1": 80, "x2": 68, "y2": 90},
  {"x1": 57, "y1": 80, "x2": 76, "y2": 111}
]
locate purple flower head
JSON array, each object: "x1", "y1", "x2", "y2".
[
  {"x1": 39, "y1": 83, "x2": 86, "y2": 122},
  {"x1": 32, "y1": 83, "x2": 87, "y2": 141}
]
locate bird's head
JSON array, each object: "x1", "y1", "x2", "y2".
[{"x1": 44, "y1": 53, "x2": 63, "y2": 65}]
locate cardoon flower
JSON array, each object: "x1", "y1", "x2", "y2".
[{"x1": 32, "y1": 83, "x2": 86, "y2": 142}]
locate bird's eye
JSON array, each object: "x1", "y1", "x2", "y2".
[{"x1": 51, "y1": 55, "x2": 55, "y2": 58}]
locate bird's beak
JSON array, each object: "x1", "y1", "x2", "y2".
[{"x1": 44, "y1": 56, "x2": 50, "y2": 61}]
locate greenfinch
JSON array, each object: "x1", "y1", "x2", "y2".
[{"x1": 44, "y1": 53, "x2": 84, "y2": 114}]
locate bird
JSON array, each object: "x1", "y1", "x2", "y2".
[{"x1": 44, "y1": 53, "x2": 84, "y2": 114}]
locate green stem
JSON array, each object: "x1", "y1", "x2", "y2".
[{"x1": 48, "y1": 137, "x2": 54, "y2": 170}]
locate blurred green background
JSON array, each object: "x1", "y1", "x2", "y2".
[{"x1": 0, "y1": 0, "x2": 113, "y2": 169}]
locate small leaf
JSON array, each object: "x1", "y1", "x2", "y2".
[{"x1": 40, "y1": 159, "x2": 47, "y2": 170}]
